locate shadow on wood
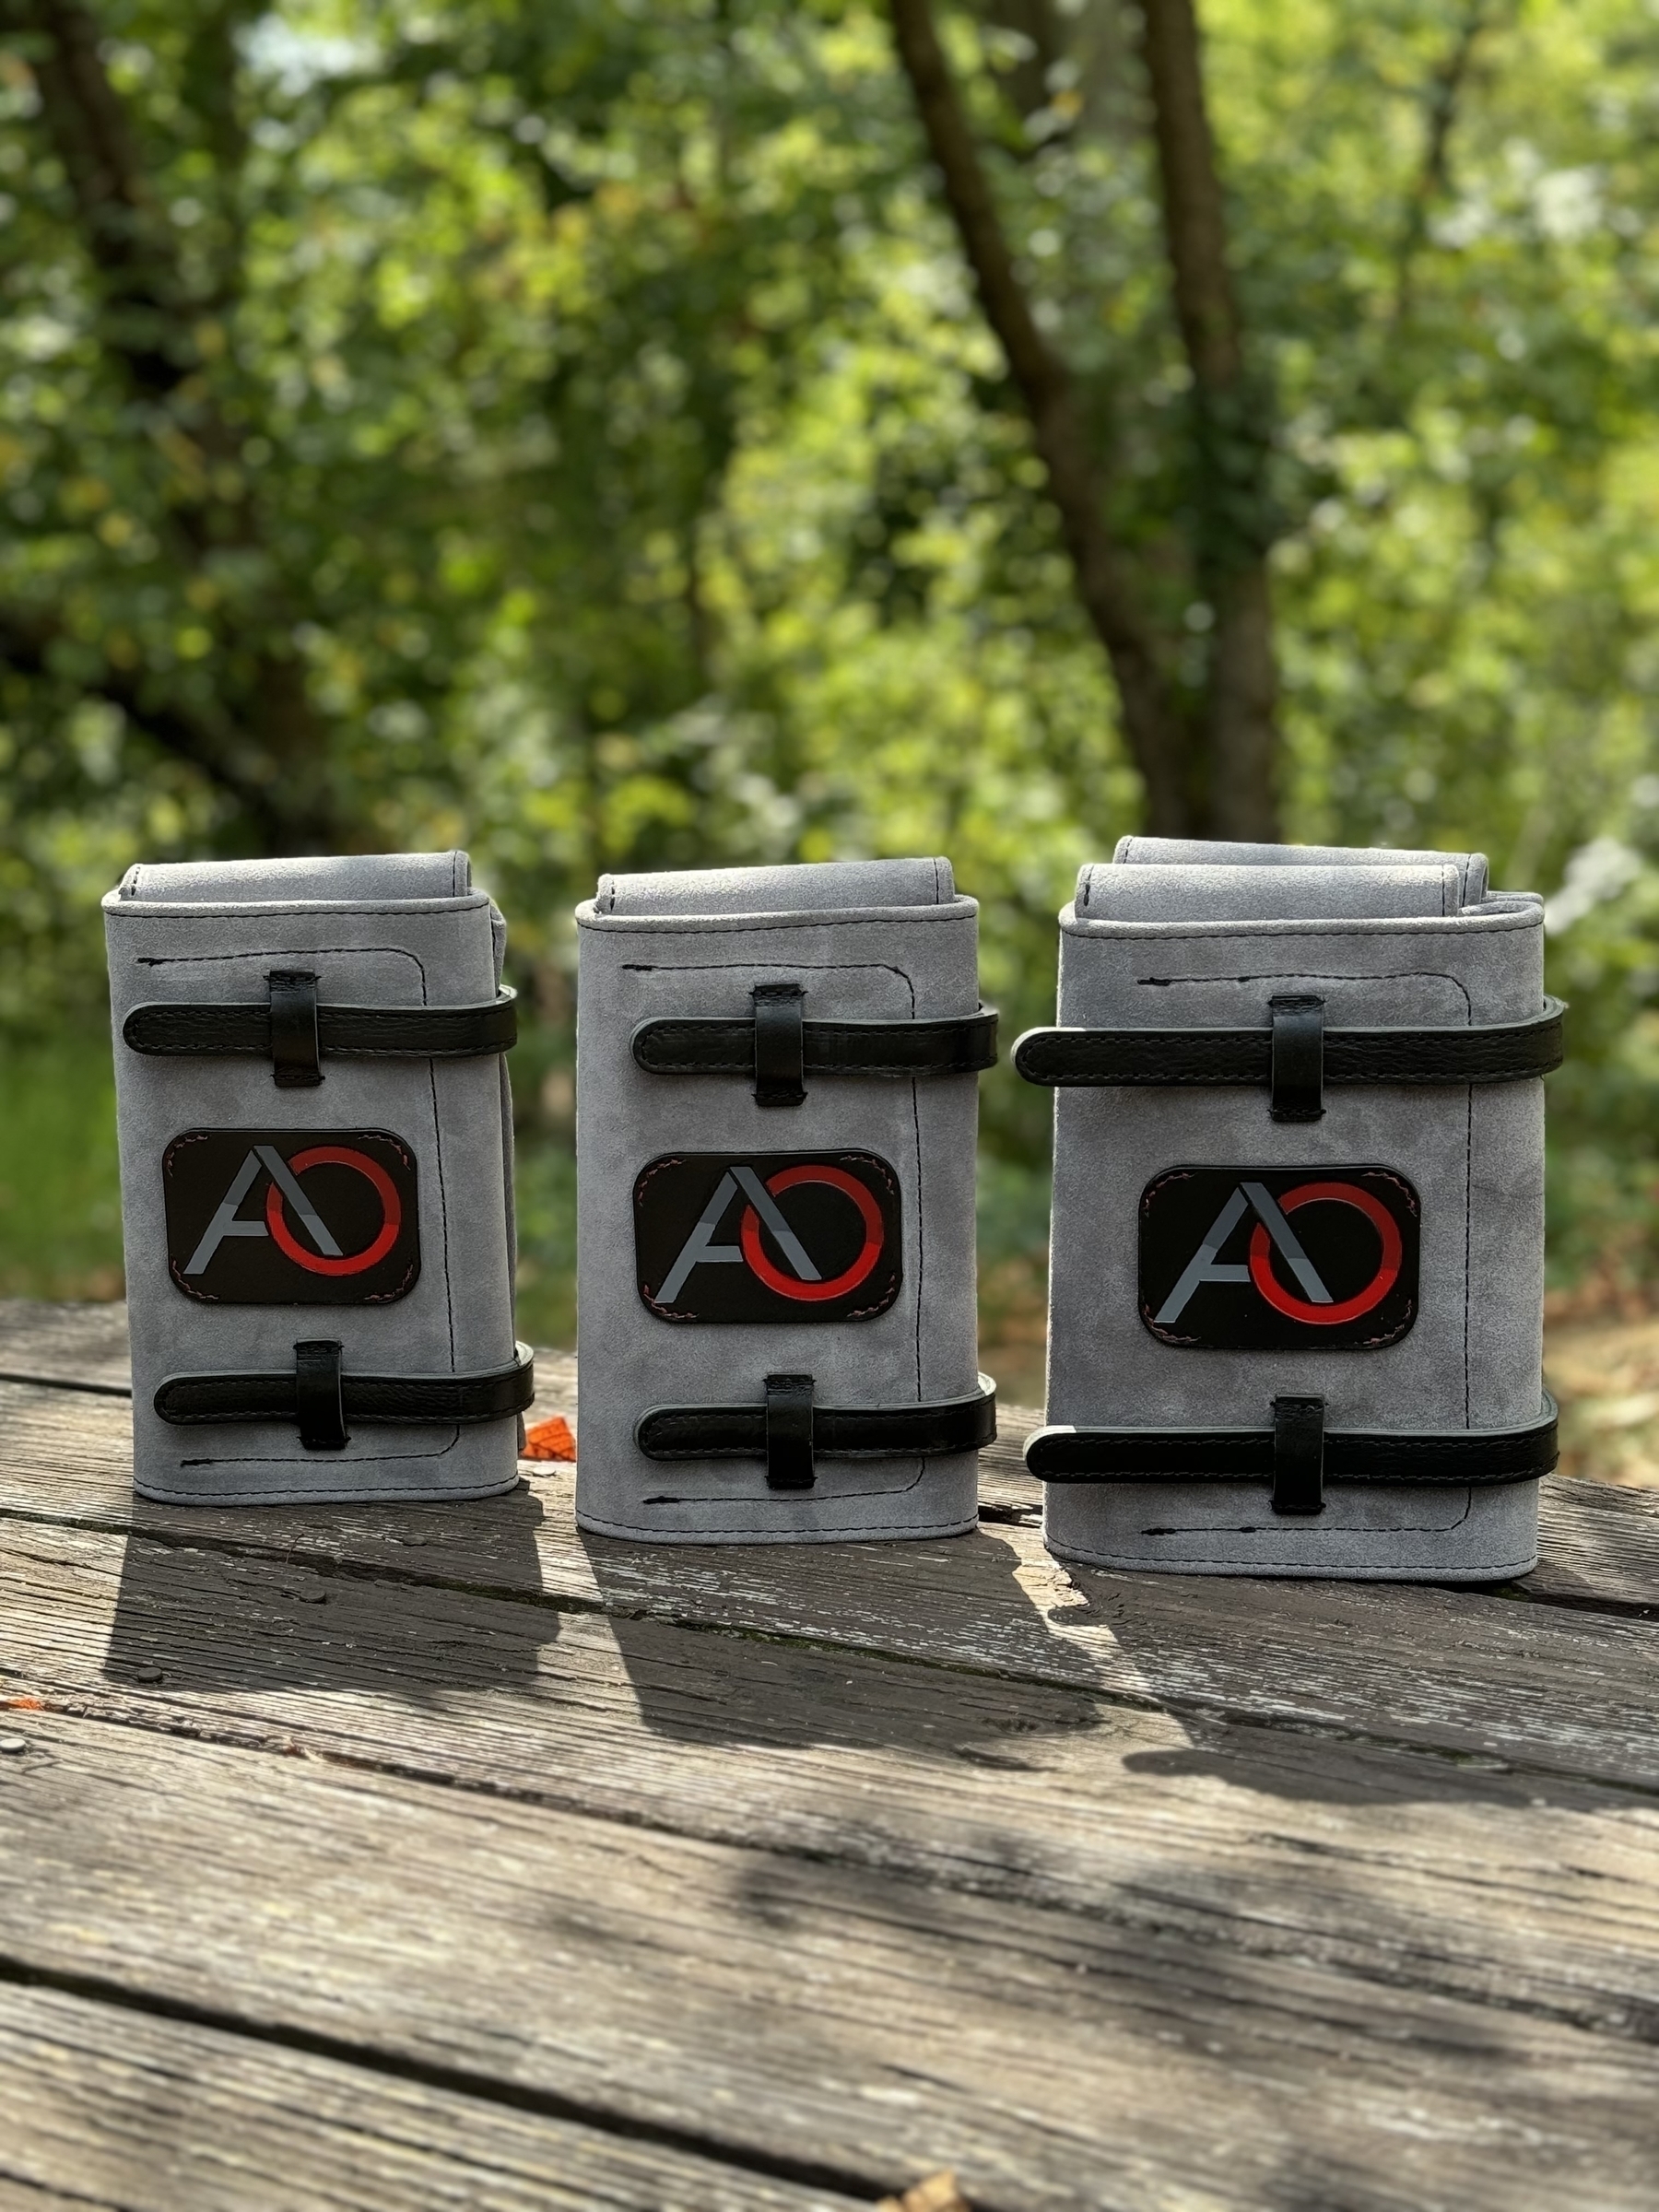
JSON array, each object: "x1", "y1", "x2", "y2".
[{"x1": 102, "y1": 1486, "x2": 554, "y2": 1698}]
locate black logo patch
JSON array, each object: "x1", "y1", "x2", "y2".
[
  {"x1": 636, "y1": 1152, "x2": 902, "y2": 1323},
  {"x1": 1140, "y1": 1165, "x2": 1418, "y2": 1351},
  {"x1": 164, "y1": 1129, "x2": 420, "y2": 1304}
]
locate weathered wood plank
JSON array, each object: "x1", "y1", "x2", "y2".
[
  {"x1": 0, "y1": 1299, "x2": 133, "y2": 1394},
  {"x1": 1, "y1": 1295, "x2": 1653, "y2": 1620},
  {"x1": 0, "y1": 1707, "x2": 1656, "y2": 2212},
  {"x1": 4, "y1": 1383, "x2": 1659, "y2": 1791},
  {"x1": 4, "y1": 1516, "x2": 1659, "y2": 2045},
  {"x1": 0, "y1": 1981, "x2": 859, "y2": 2212},
  {"x1": 4, "y1": 1298, "x2": 1653, "y2": 1610}
]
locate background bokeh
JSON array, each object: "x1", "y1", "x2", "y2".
[{"x1": 6, "y1": 0, "x2": 1659, "y2": 1414}]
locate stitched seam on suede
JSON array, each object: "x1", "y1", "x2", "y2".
[
  {"x1": 1133, "y1": 970, "x2": 1476, "y2": 1012},
  {"x1": 170, "y1": 1428, "x2": 464, "y2": 1468},
  {"x1": 428, "y1": 1052, "x2": 457, "y2": 1370},
  {"x1": 1465, "y1": 1084, "x2": 1474, "y2": 1426},
  {"x1": 1053, "y1": 1485, "x2": 1493, "y2": 1556},
  {"x1": 111, "y1": 900, "x2": 490, "y2": 919},
  {"x1": 1065, "y1": 918, "x2": 1538, "y2": 940},
  {"x1": 576, "y1": 1507, "x2": 977, "y2": 1540},
  {"x1": 132, "y1": 946, "x2": 428, "y2": 975},
  {"x1": 620, "y1": 959, "x2": 919, "y2": 985},
  {"x1": 581, "y1": 910, "x2": 976, "y2": 934}
]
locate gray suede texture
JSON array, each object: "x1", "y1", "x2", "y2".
[
  {"x1": 575, "y1": 858, "x2": 982, "y2": 1544},
  {"x1": 597, "y1": 857, "x2": 956, "y2": 917},
  {"x1": 1113, "y1": 836, "x2": 1490, "y2": 907},
  {"x1": 105, "y1": 852, "x2": 521, "y2": 1505},
  {"x1": 1041, "y1": 846, "x2": 1545, "y2": 1578}
]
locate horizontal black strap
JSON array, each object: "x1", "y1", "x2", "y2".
[
  {"x1": 632, "y1": 1007, "x2": 998, "y2": 1081},
  {"x1": 124, "y1": 989, "x2": 518, "y2": 1062},
  {"x1": 155, "y1": 1342, "x2": 535, "y2": 1429},
  {"x1": 1014, "y1": 998, "x2": 1564, "y2": 1088},
  {"x1": 1024, "y1": 1395, "x2": 1558, "y2": 1488},
  {"x1": 636, "y1": 1375, "x2": 997, "y2": 1463}
]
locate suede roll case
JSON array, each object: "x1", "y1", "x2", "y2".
[
  {"x1": 104, "y1": 852, "x2": 529, "y2": 1505},
  {"x1": 574, "y1": 857, "x2": 996, "y2": 1544},
  {"x1": 1018, "y1": 837, "x2": 1559, "y2": 1580}
]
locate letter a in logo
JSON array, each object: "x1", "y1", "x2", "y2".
[
  {"x1": 163, "y1": 1129, "x2": 420, "y2": 1305},
  {"x1": 1138, "y1": 1165, "x2": 1418, "y2": 1351}
]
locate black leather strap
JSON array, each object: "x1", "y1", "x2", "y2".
[
  {"x1": 294, "y1": 1339, "x2": 348, "y2": 1451},
  {"x1": 1014, "y1": 999, "x2": 1564, "y2": 1088},
  {"x1": 124, "y1": 988, "x2": 518, "y2": 1063},
  {"x1": 1269, "y1": 996, "x2": 1324, "y2": 1122},
  {"x1": 764, "y1": 1371, "x2": 816, "y2": 1488},
  {"x1": 1024, "y1": 1395, "x2": 1558, "y2": 1488},
  {"x1": 154, "y1": 1342, "x2": 535, "y2": 1430},
  {"x1": 636, "y1": 1376, "x2": 998, "y2": 1463},
  {"x1": 268, "y1": 971, "x2": 323, "y2": 1088},
  {"x1": 1272, "y1": 1394, "x2": 1324, "y2": 1513},
  {"x1": 752, "y1": 983, "x2": 806, "y2": 1108},
  {"x1": 632, "y1": 1008, "x2": 998, "y2": 1081}
]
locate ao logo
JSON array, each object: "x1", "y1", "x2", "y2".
[
  {"x1": 1157, "y1": 1177, "x2": 1405, "y2": 1328},
  {"x1": 657, "y1": 1161, "x2": 886, "y2": 1305},
  {"x1": 184, "y1": 1142, "x2": 404, "y2": 1277}
]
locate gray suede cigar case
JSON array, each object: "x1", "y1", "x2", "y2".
[
  {"x1": 1018, "y1": 836, "x2": 1559, "y2": 1578},
  {"x1": 574, "y1": 857, "x2": 994, "y2": 1543},
  {"x1": 104, "y1": 851, "x2": 528, "y2": 1504}
]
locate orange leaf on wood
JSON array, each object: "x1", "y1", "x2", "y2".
[{"x1": 522, "y1": 1414, "x2": 576, "y2": 1463}]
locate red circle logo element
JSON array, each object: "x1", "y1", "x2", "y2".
[
  {"x1": 1247, "y1": 1179, "x2": 1403, "y2": 1327},
  {"x1": 738, "y1": 1164, "x2": 886, "y2": 1303},
  {"x1": 265, "y1": 1145, "x2": 403, "y2": 1277}
]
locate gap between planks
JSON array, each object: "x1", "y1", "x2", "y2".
[
  {"x1": 2, "y1": 1707, "x2": 1659, "y2": 2212},
  {"x1": 0, "y1": 1978, "x2": 870, "y2": 2212},
  {"x1": 6, "y1": 1512, "x2": 1659, "y2": 2052}
]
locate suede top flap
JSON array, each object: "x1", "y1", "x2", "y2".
[
  {"x1": 594, "y1": 857, "x2": 956, "y2": 917},
  {"x1": 1113, "y1": 837, "x2": 1490, "y2": 907},
  {"x1": 1077, "y1": 861, "x2": 1465, "y2": 923},
  {"x1": 114, "y1": 852, "x2": 474, "y2": 903}
]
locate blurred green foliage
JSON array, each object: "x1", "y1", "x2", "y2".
[{"x1": 5, "y1": 0, "x2": 1659, "y2": 1339}]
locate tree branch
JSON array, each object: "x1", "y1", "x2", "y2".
[
  {"x1": 0, "y1": 605, "x2": 321, "y2": 849},
  {"x1": 1138, "y1": 0, "x2": 1277, "y2": 839},
  {"x1": 888, "y1": 0, "x2": 1191, "y2": 834},
  {"x1": 1392, "y1": 1, "x2": 1493, "y2": 331},
  {"x1": 3, "y1": 0, "x2": 347, "y2": 850}
]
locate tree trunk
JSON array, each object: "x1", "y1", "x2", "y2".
[
  {"x1": 888, "y1": 0, "x2": 1193, "y2": 835},
  {"x1": 5, "y1": 0, "x2": 347, "y2": 852},
  {"x1": 1138, "y1": 0, "x2": 1279, "y2": 840}
]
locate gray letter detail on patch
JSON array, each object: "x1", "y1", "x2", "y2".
[{"x1": 1154, "y1": 1182, "x2": 1334, "y2": 1327}]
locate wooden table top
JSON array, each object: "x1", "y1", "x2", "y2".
[{"x1": 2, "y1": 1299, "x2": 1657, "y2": 2211}]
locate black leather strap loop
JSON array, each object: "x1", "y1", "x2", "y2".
[
  {"x1": 1272, "y1": 1394, "x2": 1324, "y2": 1514},
  {"x1": 124, "y1": 989, "x2": 519, "y2": 1063},
  {"x1": 154, "y1": 1343, "x2": 535, "y2": 1431},
  {"x1": 764, "y1": 1371, "x2": 816, "y2": 1489},
  {"x1": 752, "y1": 983, "x2": 806, "y2": 1108},
  {"x1": 268, "y1": 971, "x2": 323, "y2": 1089},
  {"x1": 294, "y1": 1339, "x2": 348, "y2": 1451},
  {"x1": 632, "y1": 1008, "x2": 998, "y2": 1082},
  {"x1": 1014, "y1": 999, "x2": 1564, "y2": 1089},
  {"x1": 1269, "y1": 996, "x2": 1324, "y2": 1123},
  {"x1": 1024, "y1": 1395, "x2": 1558, "y2": 1488},
  {"x1": 635, "y1": 1376, "x2": 998, "y2": 1464}
]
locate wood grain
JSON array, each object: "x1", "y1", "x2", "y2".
[
  {"x1": 1, "y1": 1707, "x2": 1657, "y2": 2211},
  {"x1": 0, "y1": 1299, "x2": 132, "y2": 1394},
  {"x1": 0, "y1": 1981, "x2": 862, "y2": 2212},
  {"x1": 0, "y1": 1301, "x2": 1651, "y2": 1620},
  {"x1": 3, "y1": 1516, "x2": 1659, "y2": 2045},
  {"x1": 2, "y1": 1382, "x2": 1657, "y2": 1786}
]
